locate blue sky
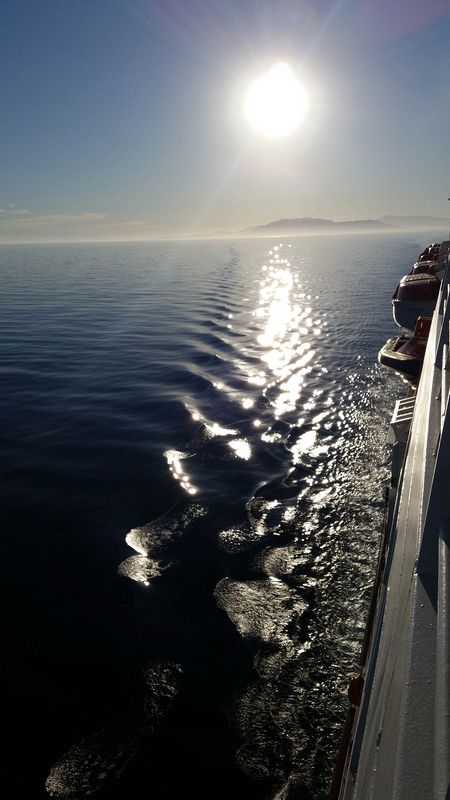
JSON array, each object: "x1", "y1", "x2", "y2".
[{"x1": 1, "y1": 0, "x2": 450, "y2": 241}]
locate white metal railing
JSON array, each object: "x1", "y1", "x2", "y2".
[
  {"x1": 435, "y1": 521, "x2": 450, "y2": 798},
  {"x1": 331, "y1": 247, "x2": 450, "y2": 800},
  {"x1": 434, "y1": 258, "x2": 450, "y2": 421}
]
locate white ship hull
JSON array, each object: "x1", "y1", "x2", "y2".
[{"x1": 333, "y1": 250, "x2": 450, "y2": 800}]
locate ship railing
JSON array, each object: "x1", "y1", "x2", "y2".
[
  {"x1": 416, "y1": 251, "x2": 450, "y2": 798},
  {"x1": 330, "y1": 251, "x2": 450, "y2": 800},
  {"x1": 434, "y1": 255, "x2": 450, "y2": 418}
]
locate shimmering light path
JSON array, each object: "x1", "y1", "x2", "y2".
[{"x1": 0, "y1": 232, "x2": 431, "y2": 798}]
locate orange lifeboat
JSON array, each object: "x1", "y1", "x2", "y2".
[
  {"x1": 391, "y1": 274, "x2": 440, "y2": 331},
  {"x1": 378, "y1": 316, "x2": 432, "y2": 382}
]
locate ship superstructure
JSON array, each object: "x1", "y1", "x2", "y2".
[{"x1": 333, "y1": 250, "x2": 450, "y2": 800}]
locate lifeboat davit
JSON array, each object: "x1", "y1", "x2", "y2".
[
  {"x1": 392, "y1": 273, "x2": 440, "y2": 332},
  {"x1": 378, "y1": 316, "x2": 432, "y2": 382}
]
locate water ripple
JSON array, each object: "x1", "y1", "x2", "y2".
[{"x1": 0, "y1": 235, "x2": 412, "y2": 798}]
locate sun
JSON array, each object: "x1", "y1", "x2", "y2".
[{"x1": 244, "y1": 62, "x2": 310, "y2": 138}]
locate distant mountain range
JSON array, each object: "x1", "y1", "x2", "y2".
[{"x1": 242, "y1": 215, "x2": 449, "y2": 236}]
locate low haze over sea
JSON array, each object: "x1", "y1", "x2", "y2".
[{"x1": 1, "y1": 230, "x2": 445, "y2": 799}]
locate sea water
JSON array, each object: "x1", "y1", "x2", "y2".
[{"x1": 0, "y1": 231, "x2": 442, "y2": 799}]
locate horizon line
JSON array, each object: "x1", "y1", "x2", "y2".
[{"x1": 0, "y1": 224, "x2": 449, "y2": 247}]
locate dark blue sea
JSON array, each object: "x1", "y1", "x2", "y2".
[{"x1": 0, "y1": 231, "x2": 442, "y2": 799}]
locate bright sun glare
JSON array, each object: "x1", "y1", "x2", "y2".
[{"x1": 244, "y1": 62, "x2": 310, "y2": 138}]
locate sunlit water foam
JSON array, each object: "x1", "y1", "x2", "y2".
[
  {"x1": 213, "y1": 364, "x2": 397, "y2": 798},
  {"x1": 46, "y1": 662, "x2": 181, "y2": 798},
  {"x1": 214, "y1": 577, "x2": 307, "y2": 653},
  {"x1": 2, "y1": 235, "x2": 415, "y2": 800},
  {"x1": 145, "y1": 244, "x2": 398, "y2": 799},
  {"x1": 118, "y1": 502, "x2": 207, "y2": 586},
  {"x1": 115, "y1": 243, "x2": 399, "y2": 798}
]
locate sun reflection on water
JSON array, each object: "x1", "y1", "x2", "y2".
[
  {"x1": 229, "y1": 438, "x2": 252, "y2": 460},
  {"x1": 136, "y1": 238, "x2": 398, "y2": 797},
  {"x1": 252, "y1": 244, "x2": 322, "y2": 420},
  {"x1": 164, "y1": 449, "x2": 198, "y2": 495},
  {"x1": 162, "y1": 242, "x2": 327, "y2": 492}
]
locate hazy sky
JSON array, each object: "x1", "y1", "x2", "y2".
[{"x1": 2, "y1": 0, "x2": 450, "y2": 241}]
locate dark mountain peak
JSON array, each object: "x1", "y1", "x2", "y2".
[{"x1": 243, "y1": 217, "x2": 393, "y2": 236}]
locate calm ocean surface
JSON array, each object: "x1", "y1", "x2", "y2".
[{"x1": 0, "y1": 232, "x2": 442, "y2": 799}]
